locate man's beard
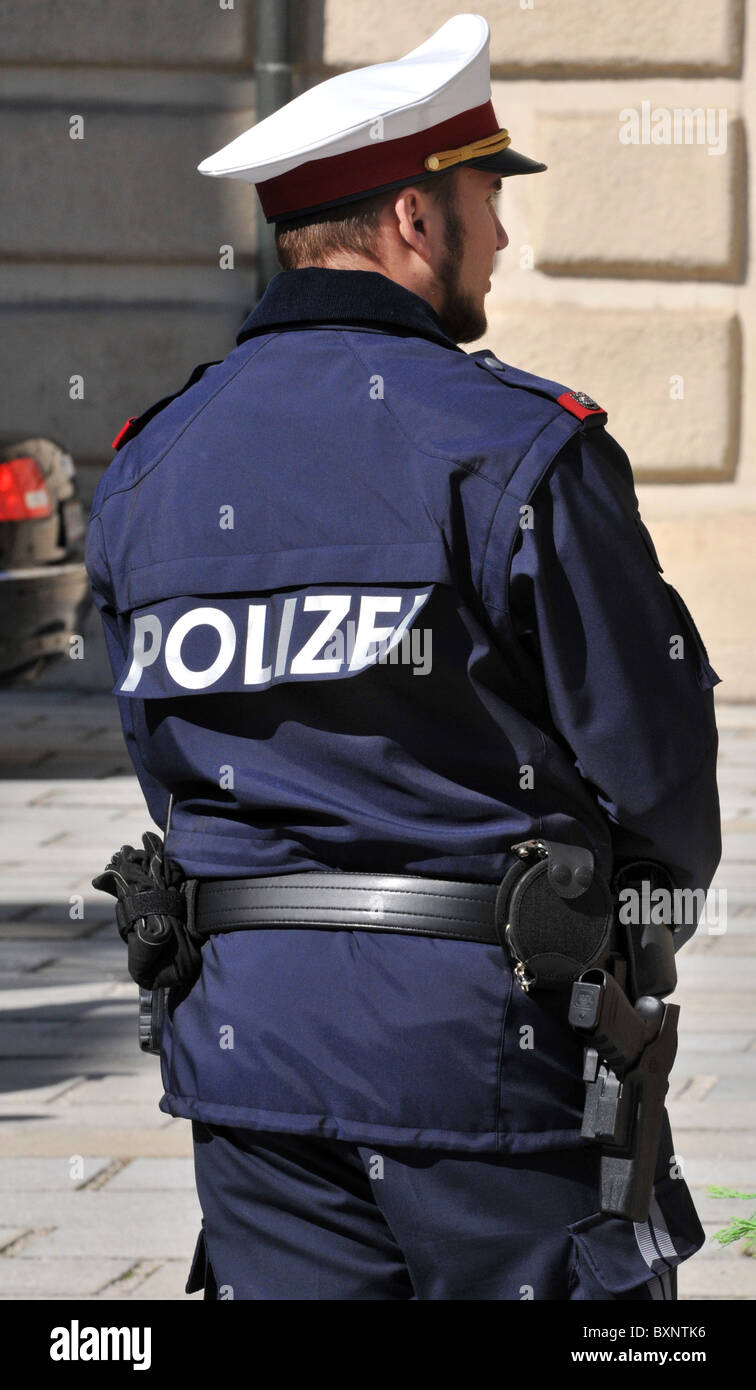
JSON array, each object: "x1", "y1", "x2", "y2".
[{"x1": 434, "y1": 198, "x2": 488, "y2": 345}]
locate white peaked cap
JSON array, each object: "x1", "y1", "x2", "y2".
[{"x1": 198, "y1": 13, "x2": 546, "y2": 222}]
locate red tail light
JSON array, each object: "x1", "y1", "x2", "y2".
[{"x1": 0, "y1": 457, "x2": 52, "y2": 521}]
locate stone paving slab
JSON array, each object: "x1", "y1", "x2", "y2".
[
  {"x1": 662, "y1": 1128, "x2": 756, "y2": 1159},
  {"x1": 693, "y1": 1075, "x2": 756, "y2": 1101},
  {"x1": 0, "y1": 1050, "x2": 129, "y2": 1075},
  {"x1": 60, "y1": 1002, "x2": 138, "y2": 1025},
  {"x1": 683, "y1": 1158, "x2": 756, "y2": 1186},
  {"x1": 121, "y1": 1261, "x2": 201, "y2": 1300},
  {"x1": 1, "y1": 1003, "x2": 135, "y2": 1029},
  {"x1": 0, "y1": 1061, "x2": 127, "y2": 1091},
  {"x1": 0, "y1": 1028, "x2": 133, "y2": 1061},
  {"x1": 709, "y1": 921, "x2": 756, "y2": 938},
  {"x1": 0, "y1": 1257, "x2": 140, "y2": 1297},
  {"x1": 32, "y1": 936, "x2": 133, "y2": 962},
  {"x1": 2, "y1": 756, "x2": 134, "y2": 779},
  {"x1": 0, "y1": 1078, "x2": 88, "y2": 1107},
  {"x1": 0, "y1": 1024, "x2": 70, "y2": 1058},
  {"x1": 676, "y1": 1032, "x2": 756, "y2": 1054},
  {"x1": 0, "y1": 881, "x2": 100, "y2": 902},
  {"x1": 25, "y1": 961, "x2": 135, "y2": 988},
  {"x1": 0, "y1": 1158, "x2": 112, "y2": 1190},
  {"x1": 712, "y1": 833, "x2": 756, "y2": 860},
  {"x1": 0, "y1": 810, "x2": 130, "y2": 834},
  {"x1": 1, "y1": 1105, "x2": 172, "y2": 1132},
  {"x1": 24, "y1": 782, "x2": 147, "y2": 807},
  {"x1": 685, "y1": 933, "x2": 756, "y2": 954},
  {"x1": 675, "y1": 957, "x2": 756, "y2": 982},
  {"x1": 0, "y1": 822, "x2": 141, "y2": 854},
  {"x1": 34, "y1": 1022, "x2": 143, "y2": 1050},
  {"x1": 0, "y1": 1125, "x2": 194, "y2": 1159},
  {"x1": 668, "y1": 999, "x2": 756, "y2": 1029},
  {"x1": 704, "y1": 871, "x2": 756, "y2": 892},
  {"x1": 0, "y1": 1228, "x2": 29, "y2": 1253},
  {"x1": 102, "y1": 1158, "x2": 196, "y2": 1191},
  {"x1": 0, "y1": 969, "x2": 130, "y2": 996},
  {"x1": 19, "y1": 1193, "x2": 202, "y2": 1260},
  {"x1": 0, "y1": 920, "x2": 102, "y2": 940},
  {"x1": 679, "y1": 1258, "x2": 756, "y2": 1299},
  {"x1": 54, "y1": 1074, "x2": 163, "y2": 1107},
  {"x1": 0, "y1": 943, "x2": 73, "y2": 972},
  {"x1": 0, "y1": 942, "x2": 115, "y2": 994},
  {"x1": 0, "y1": 972, "x2": 131, "y2": 1001},
  {"x1": 0, "y1": 1294, "x2": 105, "y2": 1301},
  {"x1": 670, "y1": 1101, "x2": 756, "y2": 1129}
]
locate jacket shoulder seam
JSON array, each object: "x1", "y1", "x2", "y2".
[{"x1": 341, "y1": 331, "x2": 538, "y2": 495}]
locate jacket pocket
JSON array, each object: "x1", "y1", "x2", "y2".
[
  {"x1": 567, "y1": 1172, "x2": 705, "y2": 1301},
  {"x1": 663, "y1": 582, "x2": 721, "y2": 692}
]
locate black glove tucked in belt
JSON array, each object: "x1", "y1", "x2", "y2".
[{"x1": 92, "y1": 832, "x2": 202, "y2": 989}]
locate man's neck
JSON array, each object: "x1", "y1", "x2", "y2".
[{"x1": 315, "y1": 253, "x2": 444, "y2": 319}]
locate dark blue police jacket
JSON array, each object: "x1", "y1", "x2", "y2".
[{"x1": 87, "y1": 269, "x2": 721, "y2": 1153}]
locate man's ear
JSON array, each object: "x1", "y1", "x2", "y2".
[{"x1": 393, "y1": 188, "x2": 434, "y2": 263}]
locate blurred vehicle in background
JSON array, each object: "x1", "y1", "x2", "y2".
[{"x1": 0, "y1": 437, "x2": 91, "y2": 684}]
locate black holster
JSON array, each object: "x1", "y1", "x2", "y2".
[{"x1": 496, "y1": 842, "x2": 680, "y2": 1223}]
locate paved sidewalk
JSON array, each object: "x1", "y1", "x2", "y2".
[
  {"x1": 0, "y1": 690, "x2": 754, "y2": 1300},
  {"x1": 0, "y1": 692, "x2": 198, "y2": 1301}
]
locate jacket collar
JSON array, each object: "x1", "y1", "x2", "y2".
[{"x1": 236, "y1": 268, "x2": 463, "y2": 353}]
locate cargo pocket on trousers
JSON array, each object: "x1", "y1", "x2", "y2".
[
  {"x1": 185, "y1": 1225, "x2": 218, "y2": 1299},
  {"x1": 567, "y1": 1174, "x2": 705, "y2": 1300}
]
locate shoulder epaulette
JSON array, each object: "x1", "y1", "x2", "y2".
[{"x1": 471, "y1": 351, "x2": 608, "y2": 428}]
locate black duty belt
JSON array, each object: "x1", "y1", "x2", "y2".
[{"x1": 193, "y1": 872, "x2": 501, "y2": 945}]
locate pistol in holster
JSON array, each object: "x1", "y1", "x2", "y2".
[{"x1": 495, "y1": 841, "x2": 679, "y2": 1224}]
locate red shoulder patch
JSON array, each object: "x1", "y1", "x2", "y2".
[
  {"x1": 111, "y1": 417, "x2": 138, "y2": 451},
  {"x1": 557, "y1": 391, "x2": 606, "y2": 422}
]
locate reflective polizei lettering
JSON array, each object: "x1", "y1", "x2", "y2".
[{"x1": 118, "y1": 588, "x2": 433, "y2": 696}]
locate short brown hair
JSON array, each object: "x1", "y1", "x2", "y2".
[{"x1": 274, "y1": 168, "x2": 459, "y2": 271}]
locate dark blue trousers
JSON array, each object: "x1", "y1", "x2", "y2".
[{"x1": 187, "y1": 1113, "x2": 703, "y2": 1301}]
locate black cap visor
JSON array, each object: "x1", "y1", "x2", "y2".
[{"x1": 460, "y1": 145, "x2": 547, "y2": 177}]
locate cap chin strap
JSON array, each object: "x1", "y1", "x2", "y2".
[{"x1": 424, "y1": 127, "x2": 511, "y2": 172}]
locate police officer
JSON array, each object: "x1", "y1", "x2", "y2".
[{"x1": 86, "y1": 14, "x2": 721, "y2": 1300}]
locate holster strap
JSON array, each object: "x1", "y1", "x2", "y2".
[{"x1": 194, "y1": 871, "x2": 501, "y2": 945}]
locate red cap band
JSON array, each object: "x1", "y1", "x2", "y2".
[{"x1": 259, "y1": 100, "x2": 499, "y2": 221}]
